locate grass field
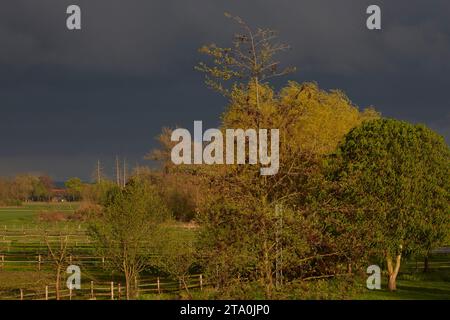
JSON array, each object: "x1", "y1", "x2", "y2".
[
  {"x1": 358, "y1": 253, "x2": 450, "y2": 300},
  {"x1": 0, "y1": 202, "x2": 80, "y2": 227},
  {"x1": 0, "y1": 202, "x2": 199, "y2": 300},
  {"x1": 0, "y1": 202, "x2": 449, "y2": 300}
]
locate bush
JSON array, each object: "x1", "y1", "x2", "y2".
[
  {"x1": 73, "y1": 202, "x2": 102, "y2": 221},
  {"x1": 280, "y1": 277, "x2": 359, "y2": 300},
  {"x1": 37, "y1": 211, "x2": 67, "y2": 222}
]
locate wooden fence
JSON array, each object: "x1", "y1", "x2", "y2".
[
  {"x1": 0, "y1": 227, "x2": 205, "y2": 300},
  {"x1": 1, "y1": 274, "x2": 206, "y2": 300}
]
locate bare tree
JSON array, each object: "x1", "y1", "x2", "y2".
[
  {"x1": 44, "y1": 233, "x2": 70, "y2": 300},
  {"x1": 196, "y1": 12, "x2": 296, "y2": 108}
]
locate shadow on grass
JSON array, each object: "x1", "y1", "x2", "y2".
[{"x1": 395, "y1": 284, "x2": 450, "y2": 299}]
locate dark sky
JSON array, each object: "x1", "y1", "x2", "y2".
[{"x1": 1, "y1": 0, "x2": 449, "y2": 181}]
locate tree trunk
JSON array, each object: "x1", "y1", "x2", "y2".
[
  {"x1": 255, "y1": 77, "x2": 260, "y2": 109},
  {"x1": 122, "y1": 260, "x2": 132, "y2": 300},
  {"x1": 347, "y1": 262, "x2": 353, "y2": 275},
  {"x1": 124, "y1": 267, "x2": 131, "y2": 300},
  {"x1": 386, "y1": 253, "x2": 401, "y2": 292},
  {"x1": 56, "y1": 265, "x2": 61, "y2": 300},
  {"x1": 125, "y1": 269, "x2": 139, "y2": 300},
  {"x1": 387, "y1": 273, "x2": 397, "y2": 291}
]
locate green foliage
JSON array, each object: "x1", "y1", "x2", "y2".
[
  {"x1": 193, "y1": 80, "x2": 381, "y2": 297},
  {"x1": 197, "y1": 199, "x2": 334, "y2": 289},
  {"x1": 87, "y1": 177, "x2": 171, "y2": 298},
  {"x1": 331, "y1": 119, "x2": 450, "y2": 258},
  {"x1": 222, "y1": 81, "x2": 379, "y2": 155},
  {"x1": 0, "y1": 174, "x2": 55, "y2": 204},
  {"x1": 138, "y1": 18, "x2": 448, "y2": 299},
  {"x1": 88, "y1": 178, "x2": 171, "y2": 260},
  {"x1": 136, "y1": 169, "x2": 199, "y2": 222},
  {"x1": 153, "y1": 226, "x2": 197, "y2": 297},
  {"x1": 276, "y1": 277, "x2": 359, "y2": 300},
  {"x1": 65, "y1": 177, "x2": 84, "y2": 201},
  {"x1": 81, "y1": 179, "x2": 117, "y2": 205}
]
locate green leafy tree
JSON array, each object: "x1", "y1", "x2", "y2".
[
  {"x1": 31, "y1": 176, "x2": 53, "y2": 201},
  {"x1": 87, "y1": 178, "x2": 171, "y2": 299},
  {"x1": 10, "y1": 175, "x2": 35, "y2": 202},
  {"x1": 331, "y1": 119, "x2": 450, "y2": 291},
  {"x1": 81, "y1": 179, "x2": 117, "y2": 204},
  {"x1": 65, "y1": 177, "x2": 83, "y2": 201}
]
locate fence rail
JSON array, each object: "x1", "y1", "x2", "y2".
[
  {"x1": 1, "y1": 274, "x2": 206, "y2": 300},
  {"x1": 0, "y1": 227, "x2": 205, "y2": 300}
]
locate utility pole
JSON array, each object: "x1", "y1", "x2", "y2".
[
  {"x1": 96, "y1": 160, "x2": 102, "y2": 183},
  {"x1": 115, "y1": 155, "x2": 121, "y2": 187},
  {"x1": 123, "y1": 158, "x2": 127, "y2": 188}
]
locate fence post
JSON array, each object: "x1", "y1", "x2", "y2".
[
  {"x1": 20, "y1": 289, "x2": 24, "y2": 301},
  {"x1": 45, "y1": 286, "x2": 49, "y2": 300},
  {"x1": 200, "y1": 274, "x2": 203, "y2": 291},
  {"x1": 102, "y1": 257, "x2": 105, "y2": 268},
  {"x1": 0, "y1": 255, "x2": 4, "y2": 269},
  {"x1": 69, "y1": 287, "x2": 73, "y2": 300},
  {"x1": 90, "y1": 281, "x2": 94, "y2": 300},
  {"x1": 157, "y1": 277, "x2": 161, "y2": 294},
  {"x1": 118, "y1": 283, "x2": 122, "y2": 300},
  {"x1": 110, "y1": 282, "x2": 114, "y2": 300},
  {"x1": 135, "y1": 276, "x2": 139, "y2": 296},
  {"x1": 38, "y1": 255, "x2": 41, "y2": 271}
]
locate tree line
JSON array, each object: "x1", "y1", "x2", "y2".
[{"x1": 0, "y1": 175, "x2": 54, "y2": 205}]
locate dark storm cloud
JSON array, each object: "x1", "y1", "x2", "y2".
[{"x1": 0, "y1": 0, "x2": 449, "y2": 180}]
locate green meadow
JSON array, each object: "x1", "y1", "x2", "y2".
[
  {"x1": 0, "y1": 202, "x2": 79, "y2": 227},
  {"x1": 358, "y1": 253, "x2": 450, "y2": 300},
  {"x1": 0, "y1": 202, "x2": 448, "y2": 300}
]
